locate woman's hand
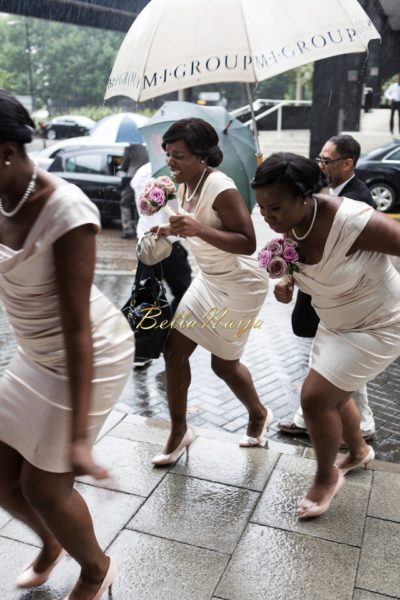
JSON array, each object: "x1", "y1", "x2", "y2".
[
  {"x1": 70, "y1": 439, "x2": 109, "y2": 480},
  {"x1": 169, "y1": 215, "x2": 201, "y2": 238},
  {"x1": 274, "y1": 276, "x2": 294, "y2": 304},
  {"x1": 149, "y1": 224, "x2": 172, "y2": 238}
]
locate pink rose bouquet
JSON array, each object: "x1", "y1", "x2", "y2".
[
  {"x1": 258, "y1": 237, "x2": 300, "y2": 279},
  {"x1": 138, "y1": 176, "x2": 176, "y2": 216}
]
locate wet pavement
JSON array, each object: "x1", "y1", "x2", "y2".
[
  {"x1": 1, "y1": 413, "x2": 400, "y2": 600},
  {"x1": 1, "y1": 212, "x2": 400, "y2": 464}
]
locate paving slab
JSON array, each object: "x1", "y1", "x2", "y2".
[
  {"x1": 252, "y1": 461, "x2": 370, "y2": 546},
  {"x1": 108, "y1": 529, "x2": 229, "y2": 600},
  {"x1": 171, "y1": 436, "x2": 280, "y2": 491},
  {"x1": 0, "y1": 537, "x2": 78, "y2": 600},
  {"x1": 109, "y1": 413, "x2": 175, "y2": 446},
  {"x1": 368, "y1": 471, "x2": 400, "y2": 522},
  {"x1": 0, "y1": 508, "x2": 11, "y2": 529},
  {"x1": 0, "y1": 482, "x2": 144, "y2": 551},
  {"x1": 216, "y1": 523, "x2": 359, "y2": 600},
  {"x1": 128, "y1": 473, "x2": 259, "y2": 553},
  {"x1": 357, "y1": 518, "x2": 400, "y2": 597},
  {"x1": 79, "y1": 435, "x2": 168, "y2": 496}
]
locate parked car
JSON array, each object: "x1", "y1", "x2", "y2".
[
  {"x1": 30, "y1": 137, "x2": 128, "y2": 171},
  {"x1": 356, "y1": 141, "x2": 400, "y2": 212},
  {"x1": 48, "y1": 145, "x2": 128, "y2": 224},
  {"x1": 41, "y1": 115, "x2": 95, "y2": 140}
]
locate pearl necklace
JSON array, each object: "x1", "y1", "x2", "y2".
[
  {"x1": 0, "y1": 165, "x2": 38, "y2": 218},
  {"x1": 292, "y1": 196, "x2": 318, "y2": 241},
  {"x1": 185, "y1": 169, "x2": 208, "y2": 203}
]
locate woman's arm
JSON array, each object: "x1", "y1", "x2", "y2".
[
  {"x1": 351, "y1": 211, "x2": 400, "y2": 256},
  {"x1": 53, "y1": 224, "x2": 107, "y2": 479},
  {"x1": 169, "y1": 188, "x2": 256, "y2": 255}
]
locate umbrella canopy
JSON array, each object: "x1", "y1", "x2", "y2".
[
  {"x1": 105, "y1": 0, "x2": 380, "y2": 103},
  {"x1": 139, "y1": 101, "x2": 257, "y2": 212},
  {"x1": 90, "y1": 113, "x2": 148, "y2": 144}
]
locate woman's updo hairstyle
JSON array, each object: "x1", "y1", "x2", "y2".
[
  {"x1": 0, "y1": 89, "x2": 35, "y2": 145},
  {"x1": 251, "y1": 152, "x2": 326, "y2": 197},
  {"x1": 162, "y1": 117, "x2": 223, "y2": 167}
]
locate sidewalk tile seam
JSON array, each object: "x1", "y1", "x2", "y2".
[
  {"x1": 121, "y1": 526, "x2": 234, "y2": 557},
  {"x1": 246, "y1": 519, "x2": 364, "y2": 550},
  {"x1": 169, "y1": 464, "x2": 278, "y2": 494},
  {"x1": 0, "y1": 533, "x2": 40, "y2": 548}
]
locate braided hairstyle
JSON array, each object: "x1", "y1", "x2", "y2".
[
  {"x1": 0, "y1": 89, "x2": 35, "y2": 146},
  {"x1": 251, "y1": 152, "x2": 326, "y2": 197},
  {"x1": 162, "y1": 118, "x2": 223, "y2": 167}
]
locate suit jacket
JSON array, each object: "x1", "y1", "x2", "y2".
[{"x1": 340, "y1": 176, "x2": 375, "y2": 207}]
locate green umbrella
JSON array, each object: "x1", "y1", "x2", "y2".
[{"x1": 139, "y1": 101, "x2": 257, "y2": 212}]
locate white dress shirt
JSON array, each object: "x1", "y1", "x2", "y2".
[
  {"x1": 330, "y1": 175, "x2": 355, "y2": 197},
  {"x1": 385, "y1": 83, "x2": 400, "y2": 102}
]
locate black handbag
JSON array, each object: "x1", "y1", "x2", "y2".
[{"x1": 121, "y1": 261, "x2": 173, "y2": 360}]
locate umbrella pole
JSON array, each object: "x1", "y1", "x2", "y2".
[{"x1": 245, "y1": 82, "x2": 264, "y2": 166}]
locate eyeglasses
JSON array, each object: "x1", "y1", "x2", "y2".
[{"x1": 315, "y1": 157, "x2": 348, "y2": 166}]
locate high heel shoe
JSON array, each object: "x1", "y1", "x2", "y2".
[
  {"x1": 63, "y1": 556, "x2": 117, "y2": 600},
  {"x1": 151, "y1": 429, "x2": 193, "y2": 466},
  {"x1": 336, "y1": 445, "x2": 375, "y2": 475},
  {"x1": 239, "y1": 408, "x2": 274, "y2": 447},
  {"x1": 16, "y1": 548, "x2": 66, "y2": 588},
  {"x1": 297, "y1": 469, "x2": 345, "y2": 519}
]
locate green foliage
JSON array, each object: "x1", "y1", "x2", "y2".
[{"x1": 0, "y1": 15, "x2": 124, "y2": 113}]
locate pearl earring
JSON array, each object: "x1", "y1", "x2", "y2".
[
  {"x1": 4, "y1": 161, "x2": 11, "y2": 166},
  {"x1": 303, "y1": 200, "x2": 307, "y2": 205},
  {"x1": 201, "y1": 160, "x2": 205, "y2": 163}
]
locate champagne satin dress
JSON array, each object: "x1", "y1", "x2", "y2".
[
  {"x1": 173, "y1": 172, "x2": 268, "y2": 360},
  {"x1": 0, "y1": 183, "x2": 134, "y2": 472},
  {"x1": 294, "y1": 196, "x2": 400, "y2": 391}
]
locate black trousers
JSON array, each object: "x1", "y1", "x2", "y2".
[
  {"x1": 139, "y1": 241, "x2": 192, "y2": 314},
  {"x1": 390, "y1": 101, "x2": 400, "y2": 134},
  {"x1": 291, "y1": 290, "x2": 320, "y2": 338}
]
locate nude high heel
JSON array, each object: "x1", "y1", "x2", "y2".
[
  {"x1": 63, "y1": 556, "x2": 117, "y2": 600},
  {"x1": 297, "y1": 469, "x2": 345, "y2": 519},
  {"x1": 336, "y1": 445, "x2": 375, "y2": 475},
  {"x1": 239, "y1": 408, "x2": 274, "y2": 447},
  {"x1": 16, "y1": 548, "x2": 66, "y2": 588},
  {"x1": 151, "y1": 429, "x2": 193, "y2": 466}
]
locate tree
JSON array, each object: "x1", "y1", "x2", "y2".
[{"x1": 0, "y1": 14, "x2": 124, "y2": 113}]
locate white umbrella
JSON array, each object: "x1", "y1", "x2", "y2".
[
  {"x1": 90, "y1": 112, "x2": 149, "y2": 143},
  {"x1": 105, "y1": 0, "x2": 380, "y2": 156}
]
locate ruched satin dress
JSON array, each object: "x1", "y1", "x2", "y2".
[
  {"x1": 173, "y1": 172, "x2": 268, "y2": 360},
  {"x1": 294, "y1": 196, "x2": 400, "y2": 391},
  {"x1": 0, "y1": 184, "x2": 134, "y2": 472}
]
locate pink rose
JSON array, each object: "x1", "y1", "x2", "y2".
[
  {"x1": 139, "y1": 196, "x2": 154, "y2": 216},
  {"x1": 258, "y1": 248, "x2": 272, "y2": 268},
  {"x1": 266, "y1": 239, "x2": 283, "y2": 256},
  {"x1": 267, "y1": 256, "x2": 288, "y2": 279},
  {"x1": 156, "y1": 176, "x2": 176, "y2": 195},
  {"x1": 282, "y1": 245, "x2": 299, "y2": 263},
  {"x1": 143, "y1": 179, "x2": 155, "y2": 194},
  {"x1": 147, "y1": 185, "x2": 165, "y2": 206},
  {"x1": 283, "y1": 237, "x2": 297, "y2": 247}
]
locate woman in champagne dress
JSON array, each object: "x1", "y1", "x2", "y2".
[
  {"x1": 253, "y1": 152, "x2": 400, "y2": 519},
  {"x1": 0, "y1": 90, "x2": 133, "y2": 599},
  {"x1": 149, "y1": 118, "x2": 270, "y2": 466}
]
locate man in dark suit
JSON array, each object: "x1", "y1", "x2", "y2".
[{"x1": 279, "y1": 134, "x2": 377, "y2": 441}]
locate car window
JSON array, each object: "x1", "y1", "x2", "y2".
[
  {"x1": 384, "y1": 149, "x2": 400, "y2": 162},
  {"x1": 65, "y1": 153, "x2": 104, "y2": 174},
  {"x1": 107, "y1": 154, "x2": 124, "y2": 175}
]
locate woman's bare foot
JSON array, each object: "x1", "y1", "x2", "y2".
[
  {"x1": 335, "y1": 445, "x2": 375, "y2": 473},
  {"x1": 297, "y1": 468, "x2": 344, "y2": 519},
  {"x1": 68, "y1": 555, "x2": 110, "y2": 600},
  {"x1": 163, "y1": 427, "x2": 188, "y2": 455},
  {"x1": 246, "y1": 406, "x2": 268, "y2": 438},
  {"x1": 32, "y1": 541, "x2": 63, "y2": 573}
]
